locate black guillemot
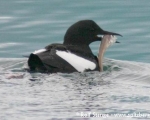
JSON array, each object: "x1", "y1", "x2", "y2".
[{"x1": 27, "y1": 20, "x2": 122, "y2": 73}]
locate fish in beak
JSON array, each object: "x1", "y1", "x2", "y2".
[
  {"x1": 95, "y1": 29, "x2": 122, "y2": 43},
  {"x1": 98, "y1": 35, "x2": 117, "y2": 72}
]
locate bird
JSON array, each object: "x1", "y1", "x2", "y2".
[{"x1": 27, "y1": 20, "x2": 122, "y2": 73}]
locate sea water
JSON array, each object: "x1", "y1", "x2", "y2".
[{"x1": 0, "y1": 0, "x2": 150, "y2": 120}]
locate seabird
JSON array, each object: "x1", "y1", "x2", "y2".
[{"x1": 27, "y1": 20, "x2": 122, "y2": 73}]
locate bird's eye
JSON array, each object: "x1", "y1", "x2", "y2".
[{"x1": 90, "y1": 28, "x2": 95, "y2": 31}]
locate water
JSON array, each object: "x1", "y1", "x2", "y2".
[{"x1": 0, "y1": 0, "x2": 150, "y2": 120}]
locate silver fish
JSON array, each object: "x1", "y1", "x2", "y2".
[{"x1": 98, "y1": 35, "x2": 117, "y2": 72}]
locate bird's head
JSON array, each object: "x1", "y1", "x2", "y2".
[{"x1": 63, "y1": 20, "x2": 122, "y2": 45}]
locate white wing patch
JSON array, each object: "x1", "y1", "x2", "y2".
[
  {"x1": 56, "y1": 50, "x2": 96, "y2": 72},
  {"x1": 33, "y1": 49, "x2": 46, "y2": 54}
]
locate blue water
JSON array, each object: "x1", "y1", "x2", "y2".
[{"x1": 0, "y1": 0, "x2": 150, "y2": 120}]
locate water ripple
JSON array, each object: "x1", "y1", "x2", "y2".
[
  {"x1": 0, "y1": 58, "x2": 150, "y2": 119},
  {"x1": 0, "y1": 42, "x2": 22, "y2": 49}
]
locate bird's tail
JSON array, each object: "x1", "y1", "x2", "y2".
[{"x1": 28, "y1": 54, "x2": 47, "y2": 72}]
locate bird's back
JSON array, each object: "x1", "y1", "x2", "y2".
[{"x1": 28, "y1": 43, "x2": 99, "y2": 73}]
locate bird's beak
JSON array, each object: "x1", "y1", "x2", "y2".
[
  {"x1": 102, "y1": 30, "x2": 122, "y2": 37},
  {"x1": 96, "y1": 30, "x2": 122, "y2": 43}
]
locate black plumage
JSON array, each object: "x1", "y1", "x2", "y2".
[{"x1": 28, "y1": 20, "x2": 121, "y2": 73}]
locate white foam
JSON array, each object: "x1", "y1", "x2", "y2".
[{"x1": 56, "y1": 50, "x2": 96, "y2": 72}]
